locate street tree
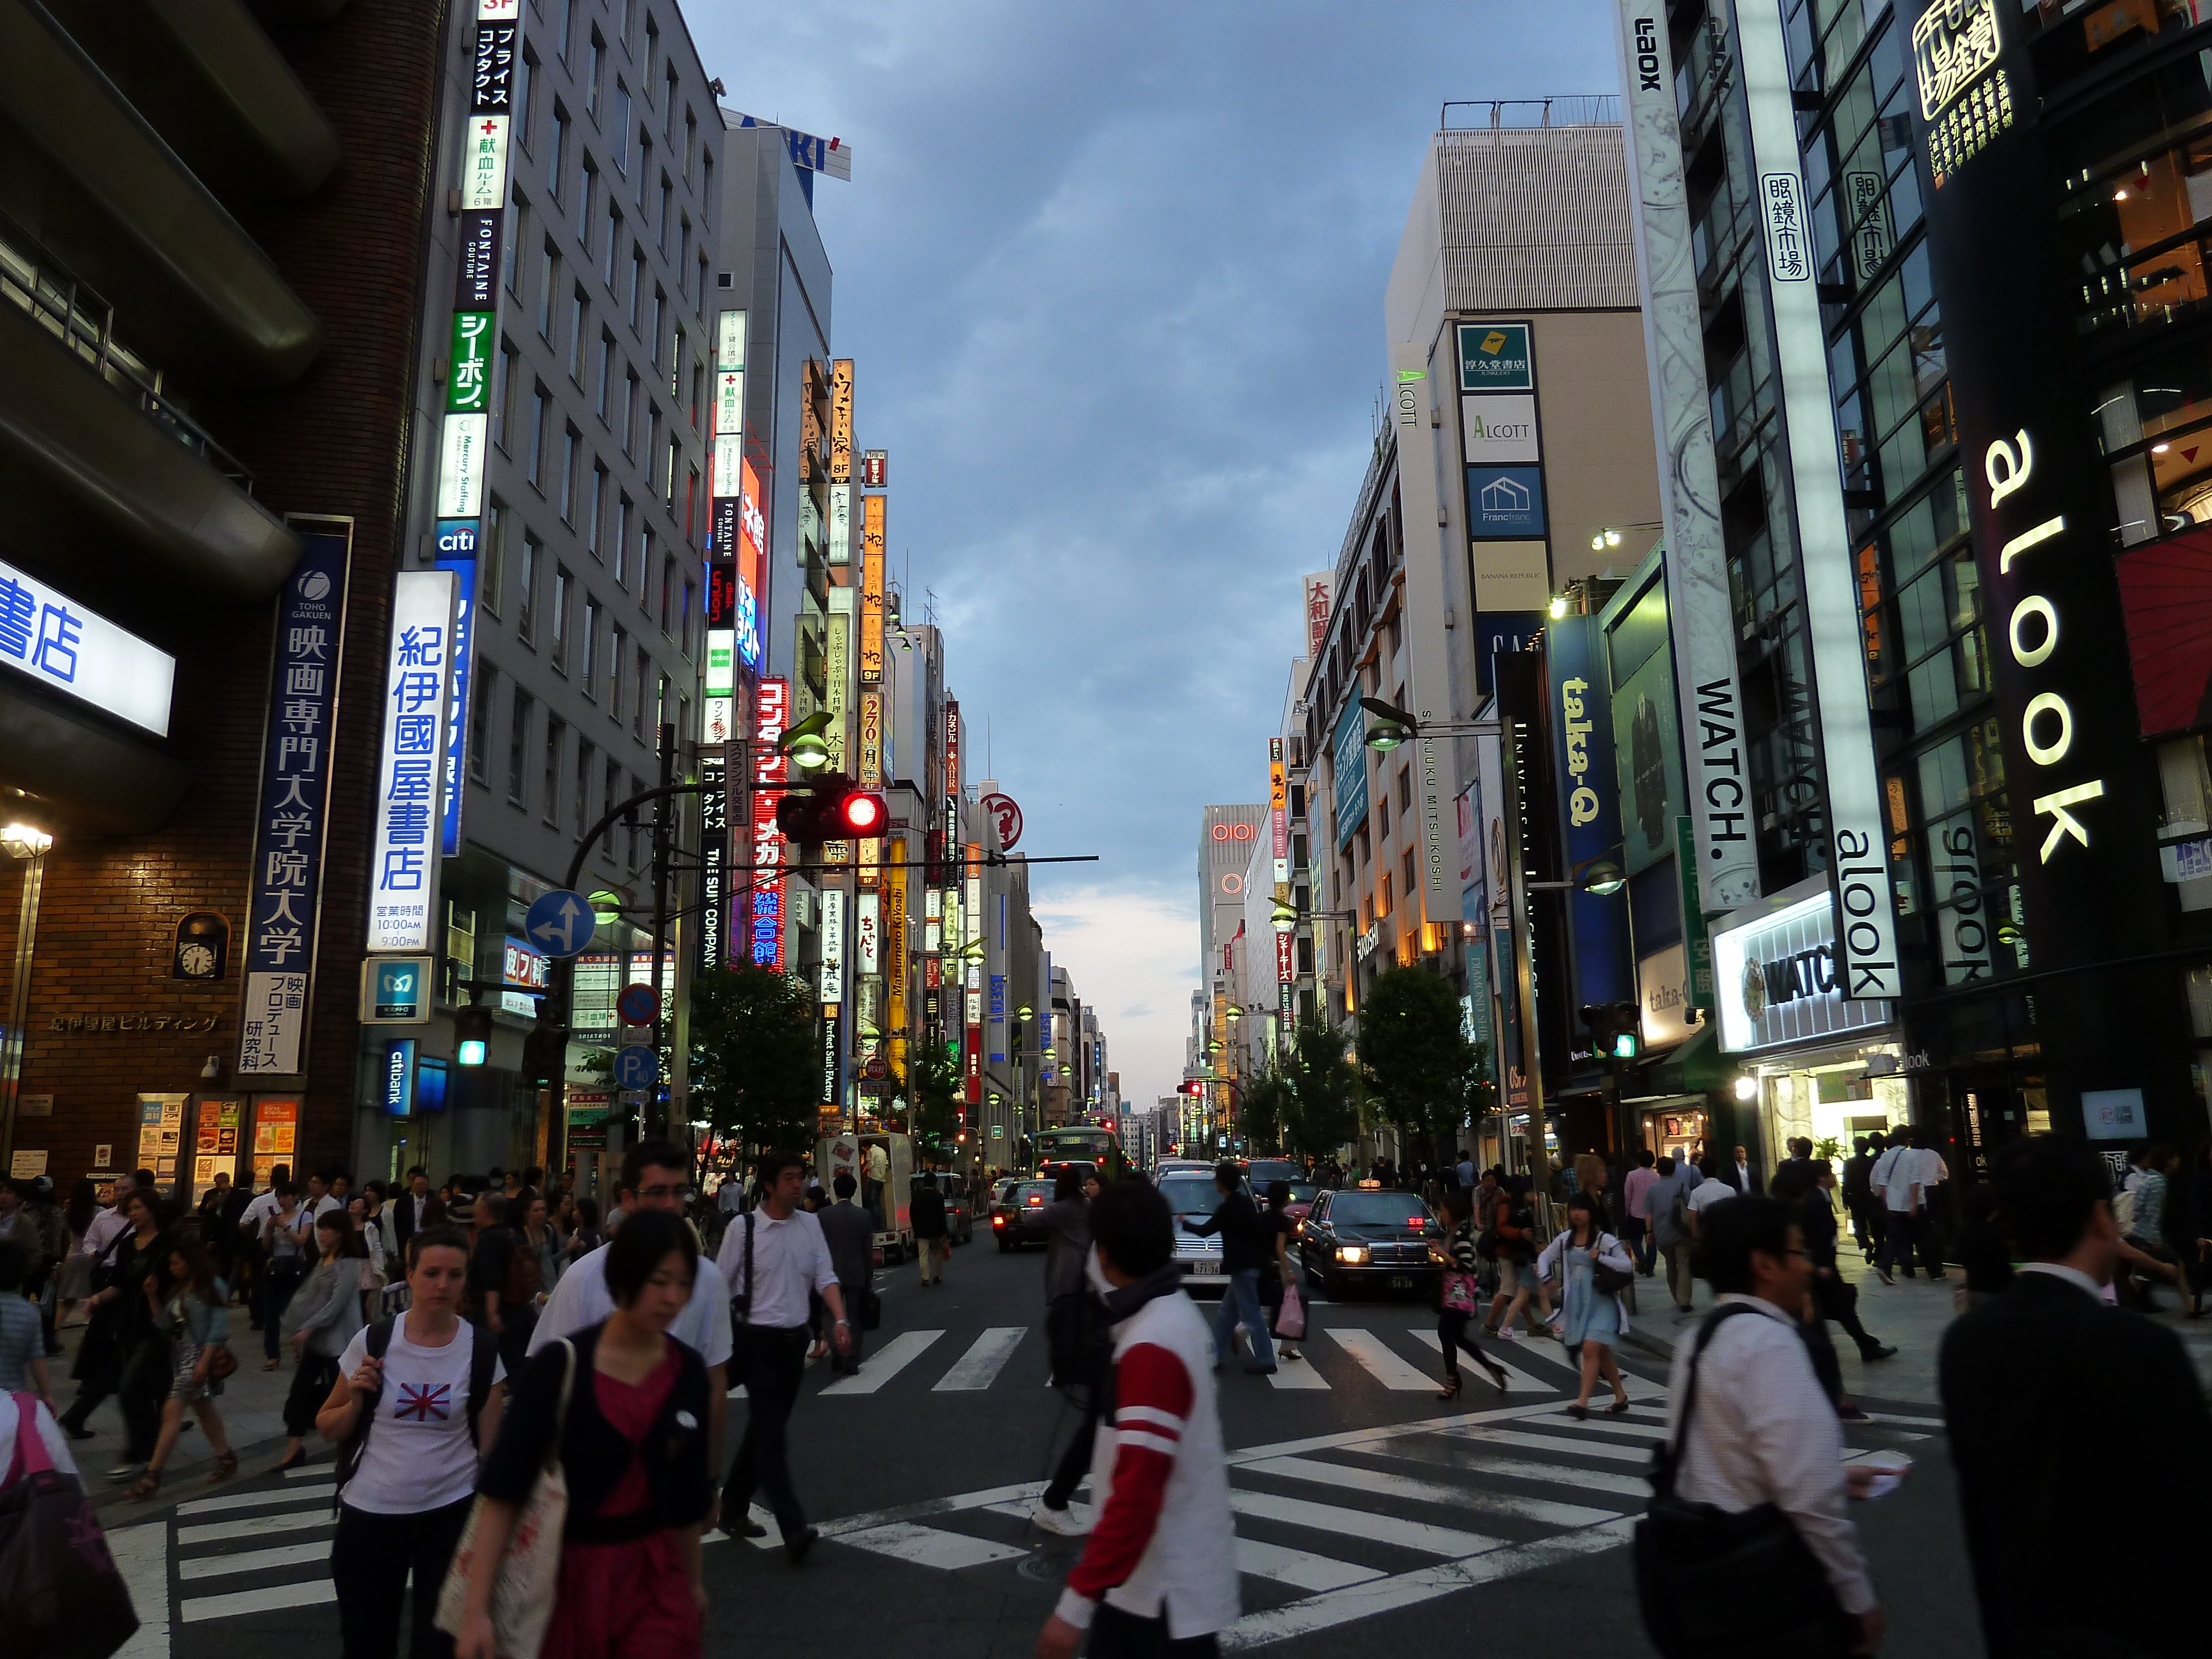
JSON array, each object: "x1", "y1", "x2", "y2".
[
  {"x1": 1277, "y1": 1017, "x2": 1363, "y2": 1161},
  {"x1": 908, "y1": 1044, "x2": 963, "y2": 1157},
  {"x1": 687, "y1": 964, "x2": 819, "y2": 1165},
  {"x1": 1240, "y1": 1069, "x2": 1297, "y2": 1157},
  {"x1": 1358, "y1": 966, "x2": 1487, "y2": 1167}
]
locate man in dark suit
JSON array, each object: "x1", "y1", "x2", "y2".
[
  {"x1": 1941, "y1": 1135, "x2": 2212, "y2": 1658},
  {"x1": 818, "y1": 1172, "x2": 875, "y2": 1375},
  {"x1": 389, "y1": 1165, "x2": 432, "y2": 1255},
  {"x1": 1726, "y1": 1142, "x2": 1765, "y2": 1196}
]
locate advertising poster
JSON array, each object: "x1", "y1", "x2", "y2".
[
  {"x1": 190, "y1": 1096, "x2": 243, "y2": 1202},
  {"x1": 251, "y1": 1097, "x2": 299, "y2": 1188},
  {"x1": 137, "y1": 1094, "x2": 186, "y2": 1185}
]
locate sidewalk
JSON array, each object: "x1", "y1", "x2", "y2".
[
  {"x1": 39, "y1": 1307, "x2": 333, "y2": 1525},
  {"x1": 1616, "y1": 1245, "x2": 2212, "y2": 1406}
]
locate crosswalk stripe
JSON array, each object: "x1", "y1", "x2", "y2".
[
  {"x1": 283, "y1": 1464, "x2": 328, "y2": 1479},
  {"x1": 1265, "y1": 1354, "x2": 1332, "y2": 1390},
  {"x1": 1440, "y1": 1425, "x2": 1657, "y2": 1464},
  {"x1": 1522, "y1": 1412, "x2": 1667, "y2": 1444},
  {"x1": 1405, "y1": 1330, "x2": 1545, "y2": 1392},
  {"x1": 1352, "y1": 1440, "x2": 1653, "y2": 1500},
  {"x1": 177, "y1": 1512, "x2": 336, "y2": 1548},
  {"x1": 180, "y1": 1578, "x2": 336, "y2": 1623},
  {"x1": 821, "y1": 1329, "x2": 944, "y2": 1395},
  {"x1": 1234, "y1": 1536, "x2": 1384, "y2": 1593},
  {"x1": 108, "y1": 1523, "x2": 168, "y2": 1659},
  {"x1": 835, "y1": 1521, "x2": 1030, "y2": 1569},
  {"x1": 933, "y1": 1327, "x2": 1027, "y2": 1391},
  {"x1": 1326, "y1": 1329, "x2": 1437, "y2": 1391},
  {"x1": 178, "y1": 1542, "x2": 331, "y2": 1581},
  {"x1": 1481, "y1": 1334, "x2": 1584, "y2": 1376},
  {"x1": 1240, "y1": 1455, "x2": 1618, "y2": 1529},
  {"x1": 175, "y1": 1483, "x2": 337, "y2": 1517},
  {"x1": 1228, "y1": 1489, "x2": 1501, "y2": 1557}
]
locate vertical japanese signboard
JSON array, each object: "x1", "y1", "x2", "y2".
[
  {"x1": 435, "y1": 0, "x2": 524, "y2": 853},
  {"x1": 238, "y1": 526, "x2": 349, "y2": 1079},
  {"x1": 697, "y1": 753, "x2": 726, "y2": 977},
  {"x1": 886, "y1": 838, "x2": 909, "y2": 1073},
  {"x1": 858, "y1": 689, "x2": 883, "y2": 889},
  {"x1": 820, "y1": 886, "x2": 846, "y2": 1006},
  {"x1": 751, "y1": 677, "x2": 789, "y2": 969},
  {"x1": 705, "y1": 309, "x2": 750, "y2": 747},
  {"x1": 366, "y1": 571, "x2": 457, "y2": 954},
  {"x1": 859, "y1": 493, "x2": 885, "y2": 685}
]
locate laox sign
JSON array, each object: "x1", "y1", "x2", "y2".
[{"x1": 1984, "y1": 430, "x2": 2105, "y2": 862}]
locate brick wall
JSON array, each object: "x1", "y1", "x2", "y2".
[{"x1": 0, "y1": 1, "x2": 450, "y2": 1191}]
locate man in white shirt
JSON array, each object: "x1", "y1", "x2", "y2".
[
  {"x1": 531, "y1": 1139, "x2": 731, "y2": 1512},
  {"x1": 716, "y1": 1148, "x2": 848, "y2": 1562},
  {"x1": 80, "y1": 1171, "x2": 136, "y2": 1263},
  {"x1": 1684, "y1": 1158, "x2": 1739, "y2": 1238},
  {"x1": 1872, "y1": 1129, "x2": 1947, "y2": 1284},
  {"x1": 1658, "y1": 1196, "x2": 1882, "y2": 1655}
]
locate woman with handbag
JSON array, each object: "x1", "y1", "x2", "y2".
[
  {"x1": 452, "y1": 1208, "x2": 713, "y2": 1659},
  {"x1": 1260, "y1": 1181, "x2": 1306, "y2": 1362},
  {"x1": 314, "y1": 1224, "x2": 505, "y2": 1659},
  {"x1": 123, "y1": 1237, "x2": 236, "y2": 1497},
  {"x1": 58, "y1": 1188, "x2": 171, "y2": 1478},
  {"x1": 1433, "y1": 1191, "x2": 1507, "y2": 1398},
  {"x1": 278, "y1": 1209, "x2": 370, "y2": 1472},
  {"x1": 1535, "y1": 1191, "x2": 1634, "y2": 1418},
  {"x1": 1483, "y1": 1175, "x2": 1551, "y2": 1339},
  {"x1": 257, "y1": 1182, "x2": 311, "y2": 1369}
]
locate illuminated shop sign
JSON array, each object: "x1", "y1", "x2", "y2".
[
  {"x1": 1712, "y1": 891, "x2": 1891, "y2": 1054},
  {"x1": 0, "y1": 554, "x2": 174, "y2": 735},
  {"x1": 752, "y1": 677, "x2": 789, "y2": 969},
  {"x1": 366, "y1": 570, "x2": 456, "y2": 955},
  {"x1": 1911, "y1": 0, "x2": 2012, "y2": 185},
  {"x1": 1457, "y1": 322, "x2": 1532, "y2": 392}
]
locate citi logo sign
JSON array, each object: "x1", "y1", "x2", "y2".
[{"x1": 1634, "y1": 18, "x2": 1663, "y2": 92}]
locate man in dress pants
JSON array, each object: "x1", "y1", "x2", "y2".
[
  {"x1": 1940, "y1": 1135, "x2": 2212, "y2": 1658},
  {"x1": 817, "y1": 1172, "x2": 874, "y2": 1375}
]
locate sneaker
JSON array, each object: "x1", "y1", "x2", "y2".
[
  {"x1": 1032, "y1": 1501, "x2": 1094, "y2": 1537},
  {"x1": 725, "y1": 1517, "x2": 769, "y2": 1540},
  {"x1": 1859, "y1": 1343, "x2": 1899, "y2": 1361},
  {"x1": 105, "y1": 1463, "x2": 144, "y2": 1481}
]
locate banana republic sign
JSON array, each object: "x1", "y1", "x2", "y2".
[{"x1": 1903, "y1": 0, "x2": 2188, "y2": 1131}]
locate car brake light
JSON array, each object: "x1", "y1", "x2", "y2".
[{"x1": 992, "y1": 1215, "x2": 1005, "y2": 1227}]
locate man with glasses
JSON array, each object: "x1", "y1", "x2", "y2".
[{"x1": 530, "y1": 1139, "x2": 732, "y2": 1514}]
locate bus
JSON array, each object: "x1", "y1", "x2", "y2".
[{"x1": 1035, "y1": 1124, "x2": 1129, "y2": 1183}]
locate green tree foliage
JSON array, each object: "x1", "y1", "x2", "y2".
[
  {"x1": 1358, "y1": 966, "x2": 1488, "y2": 1165},
  {"x1": 687, "y1": 964, "x2": 820, "y2": 1159},
  {"x1": 1240, "y1": 1070, "x2": 1297, "y2": 1157},
  {"x1": 1276, "y1": 1018, "x2": 1363, "y2": 1160},
  {"x1": 909, "y1": 1044, "x2": 963, "y2": 1154}
]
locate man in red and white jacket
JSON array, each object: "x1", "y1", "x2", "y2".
[{"x1": 1038, "y1": 1180, "x2": 1239, "y2": 1659}]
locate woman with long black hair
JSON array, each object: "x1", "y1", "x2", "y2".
[{"x1": 1433, "y1": 1188, "x2": 1507, "y2": 1399}]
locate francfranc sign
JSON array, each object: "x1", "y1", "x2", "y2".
[{"x1": 1986, "y1": 429, "x2": 2105, "y2": 862}]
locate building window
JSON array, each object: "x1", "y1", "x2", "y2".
[
  {"x1": 638, "y1": 526, "x2": 655, "y2": 612},
  {"x1": 585, "y1": 29, "x2": 603, "y2": 118},
  {"x1": 638, "y1": 137, "x2": 653, "y2": 207},
  {"x1": 549, "y1": 105, "x2": 568, "y2": 200},
  {"x1": 469, "y1": 663, "x2": 494, "y2": 780},
  {"x1": 684, "y1": 462, "x2": 698, "y2": 540},
  {"x1": 651, "y1": 289, "x2": 665, "y2": 366},
  {"x1": 529, "y1": 383, "x2": 550, "y2": 485},
  {"x1": 648, "y1": 410, "x2": 662, "y2": 494},
  {"x1": 644, "y1": 18, "x2": 659, "y2": 94},
  {"x1": 575, "y1": 738, "x2": 594, "y2": 839},
  {"x1": 551, "y1": 565, "x2": 572, "y2": 672},
  {"x1": 658, "y1": 175, "x2": 672, "y2": 249},
  {"x1": 544, "y1": 716, "x2": 565, "y2": 826},
  {"x1": 628, "y1": 770, "x2": 646, "y2": 867},
  {"x1": 621, "y1": 369, "x2": 638, "y2": 456},
  {"x1": 582, "y1": 595, "x2": 601, "y2": 697},
  {"x1": 508, "y1": 690, "x2": 533, "y2": 806},
  {"x1": 595, "y1": 333, "x2": 613, "y2": 420},
  {"x1": 603, "y1": 207, "x2": 621, "y2": 288},
  {"x1": 664, "y1": 66, "x2": 678, "y2": 137},
  {"x1": 515, "y1": 53, "x2": 536, "y2": 151},
  {"x1": 669, "y1": 323, "x2": 684, "y2": 397},
  {"x1": 684, "y1": 108, "x2": 696, "y2": 182},
  {"x1": 680, "y1": 577, "x2": 694, "y2": 657},
  {"x1": 614, "y1": 494, "x2": 633, "y2": 587},
  {"x1": 518, "y1": 533, "x2": 541, "y2": 642},
  {"x1": 568, "y1": 288, "x2": 587, "y2": 380},
  {"x1": 612, "y1": 81, "x2": 632, "y2": 173},
  {"x1": 1379, "y1": 872, "x2": 1392, "y2": 915},
  {"x1": 603, "y1": 757, "x2": 622, "y2": 856},
  {"x1": 659, "y1": 554, "x2": 672, "y2": 635},
  {"x1": 629, "y1": 248, "x2": 645, "y2": 328},
  {"x1": 493, "y1": 338, "x2": 517, "y2": 450},
  {"x1": 1397, "y1": 767, "x2": 1412, "y2": 811},
  {"x1": 664, "y1": 431, "x2": 679, "y2": 509},
  {"x1": 634, "y1": 648, "x2": 649, "y2": 737},
  {"x1": 480, "y1": 501, "x2": 505, "y2": 617},
  {"x1": 503, "y1": 198, "x2": 525, "y2": 296},
  {"x1": 701, "y1": 153, "x2": 712, "y2": 225},
  {"x1": 588, "y1": 462, "x2": 608, "y2": 555},
  {"x1": 1402, "y1": 847, "x2": 1416, "y2": 896},
  {"x1": 560, "y1": 428, "x2": 580, "y2": 522},
  {"x1": 537, "y1": 245, "x2": 557, "y2": 340},
  {"x1": 609, "y1": 622, "x2": 626, "y2": 722},
  {"x1": 656, "y1": 670, "x2": 670, "y2": 730}
]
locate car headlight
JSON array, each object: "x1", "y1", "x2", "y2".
[{"x1": 1336, "y1": 1244, "x2": 1368, "y2": 1264}]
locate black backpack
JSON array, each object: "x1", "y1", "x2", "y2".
[{"x1": 333, "y1": 1317, "x2": 499, "y2": 1510}]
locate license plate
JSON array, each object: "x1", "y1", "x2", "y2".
[{"x1": 1389, "y1": 1275, "x2": 1414, "y2": 1290}]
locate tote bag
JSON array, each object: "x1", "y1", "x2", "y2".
[
  {"x1": 1440, "y1": 1269, "x2": 1481, "y2": 1315},
  {"x1": 1274, "y1": 1278, "x2": 1308, "y2": 1342},
  {"x1": 435, "y1": 1339, "x2": 576, "y2": 1659},
  {"x1": 0, "y1": 1393, "x2": 140, "y2": 1659}
]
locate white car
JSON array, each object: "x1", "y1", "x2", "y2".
[{"x1": 1157, "y1": 1170, "x2": 1231, "y2": 1296}]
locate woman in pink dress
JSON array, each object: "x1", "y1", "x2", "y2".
[{"x1": 454, "y1": 1208, "x2": 713, "y2": 1659}]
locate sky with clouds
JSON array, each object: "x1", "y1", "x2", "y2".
[{"x1": 692, "y1": 1, "x2": 1622, "y2": 1108}]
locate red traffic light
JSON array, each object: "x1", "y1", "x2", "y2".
[
  {"x1": 774, "y1": 775, "x2": 890, "y2": 846},
  {"x1": 1183, "y1": 1080, "x2": 1204, "y2": 1096},
  {"x1": 840, "y1": 791, "x2": 886, "y2": 834}
]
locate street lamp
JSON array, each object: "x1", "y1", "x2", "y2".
[
  {"x1": 0, "y1": 825, "x2": 53, "y2": 859},
  {"x1": 1357, "y1": 697, "x2": 1502, "y2": 753},
  {"x1": 778, "y1": 711, "x2": 832, "y2": 773}
]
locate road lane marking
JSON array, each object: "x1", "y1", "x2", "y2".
[
  {"x1": 1240, "y1": 1455, "x2": 1618, "y2": 1528},
  {"x1": 178, "y1": 1542, "x2": 331, "y2": 1580},
  {"x1": 109, "y1": 1522, "x2": 168, "y2": 1659},
  {"x1": 175, "y1": 1483, "x2": 337, "y2": 1517},
  {"x1": 1234, "y1": 1537, "x2": 1383, "y2": 1593},
  {"x1": 1352, "y1": 1440, "x2": 1652, "y2": 1500},
  {"x1": 934, "y1": 1327, "x2": 1027, "y2": 1391},
  {"x1": 821, "y1": 1329, "x2": 944, "y2": 1395},
  {"x1": 176, "y1": 1512, "x2": 336, "y2": 1547},
  {"x1": 1228, "y1": 1489, "x2": 1501, "y2": 1557},
  {"x1": 834, "y1": 1521, "x2": 1029, "y2": 1569},
  {"x1": 180, "y1": 1579, "x2": 336, "y2": 1623},
  {"x1": 283, "y1": 1463, "x2": 329, "y2": 1479},
  {"x1": 1218, "y1": 1517, "x2": 1637, "y2": 1650},
  {"x1": 1437, "y1": 1425, "x2": 1656, "y2": 1464},
  {"x1": 1265, "y1": 1354, "x2": 1332, "y2": 1390},
  {"x1": 1326, "y1": 1328, "x2": 1438, "y2": 1391},
  {"x1": 1520, "y1": 1412, "x2": 1667, "y2": 1443}
]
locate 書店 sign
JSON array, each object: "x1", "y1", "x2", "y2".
[
  {"x1": 366, "y1": 570, "x2": 456, "y2": 955},
  {"x1": 1457, "y1": 322, "x2": 1533, "y2": 392},
  {"x1": 0, "y1": 555, "x2": 174, "y2": 735}
]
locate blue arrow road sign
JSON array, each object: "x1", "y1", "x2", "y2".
[
  {"x1": 613, "y1": 1044, "x2": 658, "y2": 1089},
  {"x1": 523, "y1": 889, "x2": 596, "y2": 958}
]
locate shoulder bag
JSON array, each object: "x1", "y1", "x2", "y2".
[
  {"x1": 1592, "y1": 1235, "x2": 1636, "y2": 1297},
  {"x1": 727, "y1": 1211, "x2": 755, "y2": 1377},
  {"x1": 0, "y1": 1392, "x2": 140, "y2": 1659},
  {"x1": 435, "y1": 1338, "x2": 575, "y2": 1659},
  {"x1": 1634, "y1": 1305, "x2": 1853, "y2": 1659}
]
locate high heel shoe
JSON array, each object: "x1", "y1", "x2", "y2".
[
  {"x1": 1481, "y1": 1356, "x2": 1509, "y2": 1391},
  {"x1": 1566, "y1": 1403, "x2": 1590, "y2": 1420},
  {"x1": 275, "y1": 1446, "x2": 307, "y2": 1473},
  {"x1": 1436, "y1": 1373, "x2": 1463, "y2": 1401},
  {"x1": 208, "y1": 1450, "x2": 238, "y2": 1483}
]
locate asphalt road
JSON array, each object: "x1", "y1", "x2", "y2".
[{"x1": 116, "y1": 1238, "x2": 1984, "y2": 1658}]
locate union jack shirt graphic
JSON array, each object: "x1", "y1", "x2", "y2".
[{"x1": 396, "y1": 1381, "x2": 452, "y2": 1421}]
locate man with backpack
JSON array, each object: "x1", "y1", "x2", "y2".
[{"x1": 1648, "y1": 1154, "x2": 1702, "y2": 1316}]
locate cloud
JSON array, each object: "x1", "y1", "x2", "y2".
[{"x1": 689, "y1": 1, "x2": 1623, "y2": 1107}]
